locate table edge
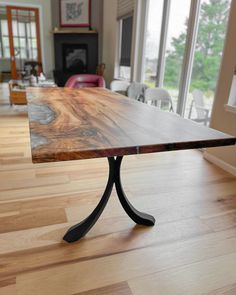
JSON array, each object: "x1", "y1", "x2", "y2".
[{"x1": 32, "y1": 137, "x2": 236, "y2": 163}]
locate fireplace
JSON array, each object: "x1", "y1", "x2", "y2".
[
  {"x1": 53, "y1": 32, "x2": 98, "y2": 86},
  {"x1": 63, "y1": 44, "x2": 88, "y2": 73}
]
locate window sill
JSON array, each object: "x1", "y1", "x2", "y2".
[{"x1": 224, "y1": 104, "x2": 236, "y2": 114}]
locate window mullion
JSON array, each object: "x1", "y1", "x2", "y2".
[
  {"x1": 176, "y1": 0, "x2": 201, "y2": 116},
  {"x1": 0, "y1": 21, "x2": 4, "y2": 57},
  {"x1": 156, "y1": 0, "x2": 171, "y2": 88}
]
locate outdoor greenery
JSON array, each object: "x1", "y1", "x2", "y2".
[{"x1": 164, "y1": 0, "x2": 230, "y2": 93}]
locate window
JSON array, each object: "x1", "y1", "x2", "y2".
[
  {"x1": 0, "y1": 20, "x2": 11, "y2": 58},
  {"x1": 185, "y1": 0, "x2": 231, "y2": 119},
  {"x1": 143, "y1": 0, "x2": 231, "y2": 122},
  {"x1": 0, "y1": 18, "x2": 38, "y2": 60},
  {"x1": 118, "y1": 15, "x2": 133, "y2": 80}
]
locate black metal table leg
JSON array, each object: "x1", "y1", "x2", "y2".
[
  {"x1": 114, "y1": 156, "x2": 155, "y2": 226},
  {"x1": 63, "y1": 156, "x2": 155, "y2": 243},
  {"x1": 63, "y1": 157, "x2": 115, "y2": 243}
]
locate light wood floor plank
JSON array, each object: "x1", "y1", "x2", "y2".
[
  {"x1": 128, "y1": 252, "x2": 236, "y2": 295},
  {"x1": 73, "y1": 282, "x2": 133, "y2": 295}
]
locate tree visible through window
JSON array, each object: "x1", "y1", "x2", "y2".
[
  {"x1": 144, "y1": 0, "x2": 231, "y2": 119},
  {"x1": 165, "y1": 0, "x2": 230, "y2": 94},
  {"x1": 164, "y1": 0, "x2": 231, "y2": 118}
]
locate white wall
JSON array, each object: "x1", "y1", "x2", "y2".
[
  {"x1": 205, "y1": 0, "x2": 236, "y2": 172},
  {"x1": 102, "y1": 0, "x2": 118, "y2": 86},
  {"x1": 0, "y1": 0, "x2": 54, "y2": 77}
]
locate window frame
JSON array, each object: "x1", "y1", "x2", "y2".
[
  {"x1": 141, "y1": 0, "x2": 228, "y2": 117},
  {"x1": 116, "y1": 14, "x2": 134, "y2": 81}
]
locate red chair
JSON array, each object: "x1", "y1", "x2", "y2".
[{"x1": 65, "y1": 74, "x2": 106, "y2": 88}]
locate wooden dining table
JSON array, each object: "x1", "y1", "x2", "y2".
[{"x1": 27, "y1": 87, "x2": 236, "y2": 243}]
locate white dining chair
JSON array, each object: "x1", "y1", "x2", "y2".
[
  {"x1": 144, "y1": 87, "x2": 174, "y2": 112},
  {"x1": 188, "y1": 89, "x2": 210, "y2": 125},
  {"x1": 110, "y1": 80, "x2": 130, "y2": 95}
]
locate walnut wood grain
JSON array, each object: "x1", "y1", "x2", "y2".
[{"x1": 27, "y1": 87, "x2": 236, "y2": 163}]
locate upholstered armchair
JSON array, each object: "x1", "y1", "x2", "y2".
[{"x1": 65, "y1": 74, "x2": 106, "y2": 88}]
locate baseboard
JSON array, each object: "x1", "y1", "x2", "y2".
[{"x1": 204, "y1": 151, "x2": 236, "y2": 176}]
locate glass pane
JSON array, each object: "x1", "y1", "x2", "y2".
[
  {"x1": 18, "y1": 22, "x2": 26, "y2": 37},
  {"x1": 20, "y1": 48, "x2": 27, "y2": 59},
  {"x1": 11, "y1": 9, "x2": 17, "y2": 17},
  {"x1": 20, "y1": 38, "x2": 26, "y2": 47},
  {"x1": 30, "y1": 11, "x2": 36, "y2": 17},
  {"x1": 12, "y1": 20, "x2": 18, "y2": 36},
  {"x1": 32, "y1": 22, "x2": 37, "y2": 38},
  {"x1": 4, "y1": 48, "x2": 10, "y2": 58},
  {"x1": 1, "y1": 20, "x2": 9, "y2": 36},
  {"x1": 32, "y1": 49, "x2": 37, "y2": 60},
  {"x1": 17, "y1": 9, "x2": 30, "y2": 17},
  {"x1": 3, "y1": 37, "x2": 9, "y2": 47},
  {"x1": 144, "y1": 0, "x2": 164, "y2": 87},
  {"x1": 31, "y1": 38, "x2": 37, "y2": 48},
  {"x1": 28, "y1": 48, "x2": 33, "y2": 59},
  {"x1": 163, "y1": 0, "x2": 191, "y2": 111},
  {"x1": 119, "y1": 66, "x2": 131, "y2": 80},
  {"x1": 27, "y1": 22, "x2": 36, "y2": 38},
  {"x1": 14, "y1": 37, "x2": 20, "y2": 47},
  {"x1": 185, "y1": 0, "x2": 231, "y2": 124}
]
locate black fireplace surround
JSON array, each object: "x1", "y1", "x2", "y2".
[{"x1": 54, "y1": 33, "x2": 98, "y2": 86}]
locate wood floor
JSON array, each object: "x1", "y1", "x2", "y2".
[{"x1": 0, "y1": 83, "x2": 236, "y2": 295}]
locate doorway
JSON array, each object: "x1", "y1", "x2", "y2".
[{"x1": 0, "y1": 5, "x2": 42, "y2": 80}]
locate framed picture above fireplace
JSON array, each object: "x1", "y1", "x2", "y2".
[{"x1": 60, "y1": 0, "x2": 91, "y2": 27}]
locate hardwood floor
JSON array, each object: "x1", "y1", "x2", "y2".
[{"x1": 0, "y1": 83, "x2": 236, "y2": 295}]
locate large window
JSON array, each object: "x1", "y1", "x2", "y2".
[{"x1": 143, "y1": 0, "x2": 231, "y2": 122}]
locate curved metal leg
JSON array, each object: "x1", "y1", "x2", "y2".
[
  {"x1": 63, "y1": 157, "x2": 115, "y2": 243},
  {"x1": 114, "y1": 156, "x2": 155, "y2": 226}
]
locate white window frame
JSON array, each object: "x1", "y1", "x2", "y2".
[{"x1": 115, "y1": 14, "x2": 133, "y2": 81}]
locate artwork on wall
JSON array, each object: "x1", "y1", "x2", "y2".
[{"x1": 60, "y1": 0, "x2": 91, "y2": 27}]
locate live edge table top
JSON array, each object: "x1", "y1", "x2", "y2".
[{"x1": 27, "y1": 87, "x2": 236, "y2": 163}]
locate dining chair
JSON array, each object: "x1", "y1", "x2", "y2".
[
  {"x1": 110, "y1": 80, "x2": 130, "y2": 95},
  {"x1": 127, "y1": 82, "x2": 148, "y2": 102},
  {"x1": 65, "y1": 74, "x2": 106, "y2": 88},
  {"x1": 188, "y1": 89, "x2": 210, "y2": 125},
  {"x1": 144, "y1": 88, "x2": 174, "y2": 112}
]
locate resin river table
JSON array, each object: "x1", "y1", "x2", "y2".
[{"x1": 27, "y1": 87, "x2": 236, "y2": 243}]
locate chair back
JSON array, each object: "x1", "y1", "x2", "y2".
[
  {"x1": 24, "y1": 61, "x2": 42, "y2": 77},
  {"x1": 192, "y1": 89, "x2": 206, "y2": 119},
  {"x1": 96, "y1": 63, "x2": 106, "y2": 77},
  {"x1": 65, "y1": 74, "x2": 106, "y2": 88},
  {"x1": 110, "y1": 80, "x2": 130, "y2": 94},
  {"x1": 127, "y1": 82, "x2": 148, "y2": 102},
  {"x1": 145, "y1": 88, "x2": 174, "y2": 112}
]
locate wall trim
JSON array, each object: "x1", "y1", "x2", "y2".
[{"x1": 204, "y1": 151, "x2": 236, "y2": 176}]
